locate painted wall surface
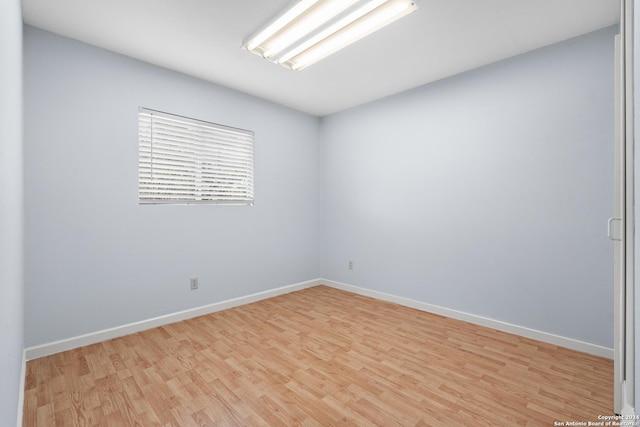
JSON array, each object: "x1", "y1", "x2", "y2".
[
  {"x1": 320, "y1": 27, "x2": 616, "y2": 348},
  {"x1": 24, "y1": 27, "x2": 321, "y2": 347},
  {"x1": 24, "y1": 22, "x2": 617, "y2": 355},
  {"x1": 0, "y1": 0, "x2": 24, "y2": 424}
]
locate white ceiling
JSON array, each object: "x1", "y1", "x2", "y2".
[{"x1": 22, "y1": 0, "x2": 619, "y2": 117}]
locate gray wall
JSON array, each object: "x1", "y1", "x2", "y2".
[
  {"x1": 0, "y1": 0, "x2": 24, "y2": 424},
  {"x1": 24, "y1": 24, "x2": 616, "y2": 354},
  {"x1": 24, "y1": 27, "x2": 321, "y2": 347},
  {"x1": 320, "y1": 27, "x2": 616, "y2": 348}
]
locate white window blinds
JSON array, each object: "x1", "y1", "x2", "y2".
[{"x1": 138, "y1": 108, "x2": 254, "y2": 205}]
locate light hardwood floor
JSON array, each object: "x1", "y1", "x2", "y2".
[{"x1": 24, "y1": 285, "x2": 613, "y2": 426}]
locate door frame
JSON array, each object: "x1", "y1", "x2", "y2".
[{"x1": 614, "y1": 0, "x2": 635, "y2": 415}]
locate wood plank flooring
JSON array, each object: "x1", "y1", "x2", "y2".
[{"x1": 24, "y1": 285, "x2": 613, "y2": 426}]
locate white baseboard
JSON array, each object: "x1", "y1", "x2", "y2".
[
  {"x1": 321, "y1": 279, "x2": 614, "y2": 360},
  {"x1": 17, "y1": 349, "x2": 26, "y2": 427},
  {"x1": 25, "y1": 277, "x2": 614, "y2": 361},
  {"x1": 25, "y1": 279, "x2": 321, "y2": 360}
]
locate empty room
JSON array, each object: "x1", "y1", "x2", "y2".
[{"x1": 2, "y1": 0, "x2": 639, "y2": 425}]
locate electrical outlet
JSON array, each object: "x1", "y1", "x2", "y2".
[
  {"x1": 348, "y1": 261, "x2": 353, "y2": 270},
  {"x1": 190, "y1": 277, "x2": 199, "y2": 290}
]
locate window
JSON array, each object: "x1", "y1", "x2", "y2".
[{"x1": 138, "y1": 108, "x2": 254, "y2": 205}]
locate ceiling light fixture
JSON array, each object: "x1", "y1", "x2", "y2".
[{"x1": 242, "y1": 0, "x2": 418, "y2": 71}]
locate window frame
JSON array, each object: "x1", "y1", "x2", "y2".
[{"x1": 138, "y1": 107, "x2": 254, "y2": 205}]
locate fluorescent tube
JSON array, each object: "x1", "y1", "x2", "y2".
[
  {"x1": 289, "y1": 0, "x2": 418, "y2": 71},
  {"x1": 242, "y1": 0, "x2": 418, "y2": 71},
  {"x1": 244, "y1": 0, "x2": 320, "y2": 52}
]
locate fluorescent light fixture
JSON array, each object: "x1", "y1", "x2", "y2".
[{"x1": 242, "y1": 0, "x2": 418, "y2": 71}]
